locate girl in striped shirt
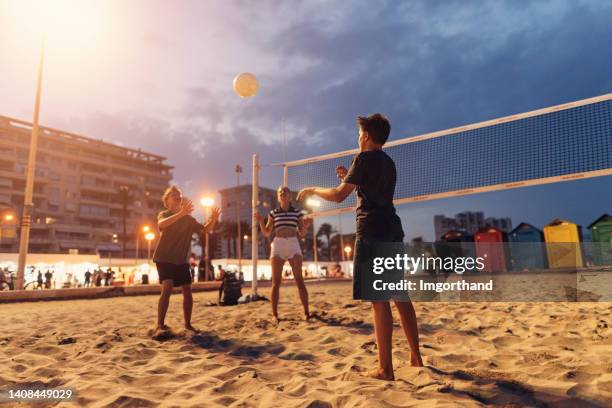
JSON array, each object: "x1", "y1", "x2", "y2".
[{"x1": 255, "y1": 186, "x2": 312, "y2": 322}]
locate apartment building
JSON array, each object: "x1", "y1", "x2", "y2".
[
  {"x1": 0, "y1": 115, "x2": 172, "y2": 257},
  {"x1": 216, "y1": 184, "x2": 303, "y2": 259}
]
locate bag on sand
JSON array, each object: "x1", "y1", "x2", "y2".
[{"x1": 221, "y1": 272, "x2": 243, "y2": 305}]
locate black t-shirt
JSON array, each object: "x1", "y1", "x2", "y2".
[
  {"x1": 344, "y1": 149, "x2": 404, "y2": 240},
  {"x1": 153, "y1": 210, "x2": 205, "y2": 264}
]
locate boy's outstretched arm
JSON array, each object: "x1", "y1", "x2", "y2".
[{"x1": 297, "y1": 182, "x2": 356, "y2": 203}]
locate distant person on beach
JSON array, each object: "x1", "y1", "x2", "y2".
[
  {"x1": 255, "y1": 186, "x2": 312, "y2": 322},
  {"x1": 153, "y1": 185, "x2": 220, "y2": 333},
  {"x1": 298, "y1": 113, "x2": 423, "y2": 380},
  {"x1": 44, "y1": 270, "x2": 52, "y2": 289},
  {"x1": 36, "y1": 271, "x2": 43, "y2": 290},
  {"x1": 84, "y1": 270, "x2": 92, "y2": 287}
]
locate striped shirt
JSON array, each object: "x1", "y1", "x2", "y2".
[{"x1": 270, "y1": 206, "x2": 303, "y2": 232}]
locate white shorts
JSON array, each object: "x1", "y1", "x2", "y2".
[{"x1": 271, "y1": 237, "x2": 302, "y2": 260}]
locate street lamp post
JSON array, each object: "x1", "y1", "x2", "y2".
[
  {"x1": 135, "y1": 225, "x2": 150, "y2": 262},
  {"x1": 344, "y1": 245, "x2": 352, "y2": 260},
  {"x1": 145, "y1": 232, "x2": 155, "y2": 262},
  {"x1": 200, "y1": 197, "x2": 215, "y2": 281},
  {"x1": 305, "y1": 198, "x2": 321, "y2": 276},
  {"x1": 0, "y1": 211, "x2": 16, "y2": 247},
  {"x1": 235, "y1": 165, "x2": 243, "y2": 272},
  {"x1": 338, "y1": 213, "x2": 345, "y2": 261},
  {"x1": 16, "y1": 38, "x2": 45, "y2": 291}
]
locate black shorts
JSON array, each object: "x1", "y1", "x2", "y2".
[
  {"x1": 353, "y1": 233, "x2": 408, "y2": 302},
  {"x1": 155, "y1": 262, "x2": 192, "y2": 287}
]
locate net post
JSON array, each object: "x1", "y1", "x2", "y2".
[
  {"x1": 283, "y1": 164, "x2": 288, "y2": 187},
  {"x1": 251, "y1": 154, "x2": 259, "y2": 295}
]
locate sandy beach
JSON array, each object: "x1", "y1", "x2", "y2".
[{"x1": 1, "y1": 281, "x2": 610, "y2": 407}]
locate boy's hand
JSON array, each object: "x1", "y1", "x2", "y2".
[
  {"x1": 254, "y1": 213, "x2": 264, "y2": 223},
  {"x1": 180, "y1": 198, "x2": 194, "y2": 214},
  {"x1": 336, "y1": 166, "x2": 348, "y2": 181},
  {"x1": 210, "y1": 207, "x2": 221, "y2": 221},
  {"x1": 297, "y1": 187, "x2": 314, "y2": 201}
]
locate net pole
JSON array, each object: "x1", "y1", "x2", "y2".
[
  {"x1": 283, "y1": 165, "x2": 288, "y2": 187},
  {"x1": 251, "y1": 154, "x2": 259, "y2": 295}
]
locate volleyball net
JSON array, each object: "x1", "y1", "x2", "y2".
[
  {"x1": 249, "y1": 93, "x2": 612, "y2": 293},
  {"x1": 283, "y1": 93, "x2": 612, "y2": 217}
]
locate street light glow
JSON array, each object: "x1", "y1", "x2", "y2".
[
  {"x1": 2, "y1": 0, "x2": 104, "y2": 48},
  {"x1": 344, "y1": 245, "x2": 352, "y2": 254},
  {"x1": 142, "y1": 225, "x2": 150, "y2": 233},
  {"x1": 4, "y1": 213, "x2": 14, "y2": 222},
  {"x1": 144, "y1": 232, "x2": 155, "y2": 241},
  {"x1": 200, "y1": 197, "x2": 215, "y2": 207},
  {"x1": 306, "y1": 198, "x2": 321, "y2": 208}
]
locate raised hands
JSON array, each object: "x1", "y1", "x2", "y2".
[
  {"x1": 180, "y1": 198, "x2": 194, "y2": 214},
  {"x1": 296, "y1": 187, "x2": 314, "y2": 202},
  {"x1": 209, "y1": 207, "x2": 221, "y2": 222}
]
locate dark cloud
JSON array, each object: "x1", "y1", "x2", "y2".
[{"x1": 45, "y1": 0, "x2": 612, "y2": 209}]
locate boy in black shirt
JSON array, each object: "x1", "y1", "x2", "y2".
[
  {"x1": 298, "y1": 113, "x2": 423, "y2": 380},
  {"x1": 153, "y1": 186, "x2": 220, "y2": 333}
]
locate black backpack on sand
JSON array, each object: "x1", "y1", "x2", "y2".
[{"x1": 221, "y1": 272, "x2": 243, "y2": 305}]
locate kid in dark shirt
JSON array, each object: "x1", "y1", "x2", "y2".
[
  {"x1": 153, "y1": 185, "x2": 220, "y2": 333},
  {"x1": 298, "y1": 113, "x2": 423, "y2": 380}
]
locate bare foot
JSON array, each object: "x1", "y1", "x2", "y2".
[
  {"x1": 410, "y1": 353, "x2": 424, "y2": 367},
  {"x1": 272, "y1": 316, "x2": 281, "y2": 325},
  {"x1": 363, "y1": 368, "x2": 394, "y2": 381},
  {"x1": 304, "y1": 312, "x2": 312, "y2": 321},
  {"x1": 155, "y1": 324, "x2": 171, "y2": 332},
  {"x1": 185, "y1": 324, "x2": 199, "y2": 332}
]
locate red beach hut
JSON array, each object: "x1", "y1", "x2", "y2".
[{"x1": 475, "y1": 227, "x2": 508, "y2": 272}]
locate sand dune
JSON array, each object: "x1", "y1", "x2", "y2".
[{"x1": 1, "y1": 281, "x2": 610, "y2": 407}]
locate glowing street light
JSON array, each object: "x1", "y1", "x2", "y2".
[
  {"x1": 200, "y1": 197, "x2": 215, "y2": 208},
  {"x1": 145, "y1": 232, "x2": 155, "y2": 262},
  {"x1": 4, "y1": 213, "x2": 15, "y2": 222},
  {"x1": 135, "y1": 225, "x2": 151, "y2": 261},
  {"x1": 344, "y1": 245, "x2": 353, "y2": 259},
  {"x1": 305, "y1": 198, "x2": 321, "y2": 208},
  {"x1": 199, "y1": 196, "x2": 215, "y2": 280}
]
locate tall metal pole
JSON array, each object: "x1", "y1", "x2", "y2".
[
  {"x1": 235, "y1": 165, "x2": 242, "y2": 272},
  {"x1": 283, "y1": 165, "x2": 289, "y2": 188},
  {"x1": 205, "y1": 207, "x2": 210, "y2": 281},
  {"x1": 338, "y1": 213, "x2": 345, "y2": 262},
  {"x1": 135, "y1": 234, "x2": 139, "y2": 262},
  {"x1": 313, "y1": 218, "x2": 318, "y2": 276},
  {"x1": 16, "y1": 38, "x2": 45, "y2": 290},
  {"x1": 251, "y1": 154, "x2": 259, "y2": 295}
]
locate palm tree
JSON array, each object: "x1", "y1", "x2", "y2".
[{"x1": 317, "y1": 223, "x2": 335, "y2": 261}]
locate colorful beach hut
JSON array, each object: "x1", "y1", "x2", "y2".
[
  {"x1": 543, "y1": 219, "x2": 583, "y2": 268},
  {"x1": 474, "y1": 227, "x2": 508, "y2": 272},
  {"x1": 588, "y1": 214, "x2": 612, "y2": 266},
  {"x1": 509, "y1": 223, "x2": 548, "y2": 270}
]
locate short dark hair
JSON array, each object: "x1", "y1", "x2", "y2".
[{"x1": 357, "y1": 113, "x2": 391, "y2": 145}]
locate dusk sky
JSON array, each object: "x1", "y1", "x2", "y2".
[{"x1": 0, "y1": 0, "x2": 610, "y2": 240}]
